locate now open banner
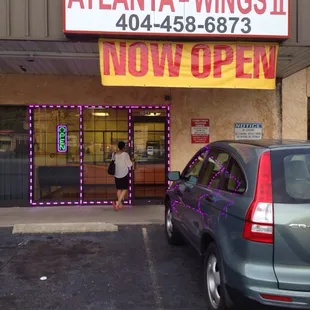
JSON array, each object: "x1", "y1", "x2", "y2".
[{"x1": 98, "y1": 39, "x2": 279, "y2": 89}]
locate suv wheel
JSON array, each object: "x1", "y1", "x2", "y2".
[
  {"x1": 204, "y1": 243, "x2": 234, "y2": 310},
  {"x1": 165, "y1": 204, "x2": 185, "y2": 245}
]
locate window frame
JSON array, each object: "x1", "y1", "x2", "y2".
[{"x1": 198, "y1": 147, "x2": 231, "y2": 189}]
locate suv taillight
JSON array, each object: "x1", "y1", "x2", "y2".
[{"x1": 243, "y1": 151, "x2": 274, "y2": 244}]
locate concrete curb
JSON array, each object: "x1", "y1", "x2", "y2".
[{"x1": 12, "y1": 222, "x2": 119, "y2": 234}]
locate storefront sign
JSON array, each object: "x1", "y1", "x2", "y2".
[
  {"x1": 191, "y1": 119, "x2": 210, "y2": 144},
  {"x1": 64, "y1": 0, "x2": 290, "y2": 38},
  {"x1": 234, "y1": 123, "x2": 263, "y2": 140},
  {"x1": 57, "y1": 125, "x2": 68, "y2": 153},
  {"x1": 99, "y1": 39, "x2": 278, "y2": 89}
]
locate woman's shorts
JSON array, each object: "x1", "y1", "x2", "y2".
[{"x1": 115, "y1": 174, "x2": 129, "y2": 190}]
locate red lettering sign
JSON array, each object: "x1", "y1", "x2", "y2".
[
  {"x1": 68, "y1": 0, "x2": 85, "y2": 9},
  {"x1": 236, "y1": 45, "x2": 252, "y2": 79},
  {"x1": 213, "y1": 45, "x2": 234, "y2": 78},
  {"x1": 253, "y1": 46, "x2": 276, "y2": 79},
  {"x1": 103, "y1": 42, "x2": 126, "y2": 75},
  {"x1": 99, "y1": 40, "x2": 278, "y2": 89},
  {"x1": 99, "y1": 0, "x2": 111, "y2": 9},
  {"x1": 128, "y1": 42, "x2": 148, "y2": 77},
  {"x1": 191, "y1": 44, "x2": 211, "y2": 78},
  {"x1": 159, "y1": 0, "x2": 175, "y2": 12},
  {"x1": 150, "y1": 43, "x2": 183, "y2": 77},
  {"x1": 112, "y1": 0, "x2": 129, "y2": 10},
  {"x1": 271, "y1": 0, "x2": 286, "y2": 15},
  {"x1": 102, "y1": 41, "x2": 183, "y2": 77},
  {"x1": 191, "y1": 119, "x2": 210, "y2": 144}
]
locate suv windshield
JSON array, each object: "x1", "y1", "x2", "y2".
[{"x1": 271, "y1": 148, "x2": 310, "y2": 203}]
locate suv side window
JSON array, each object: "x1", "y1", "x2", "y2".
[
  {"x1": 182, "y1": 149, "x2": 209, "y2": 179},
  {"x1": 200, "y1": 150, "x2": 230, "y2": 189},
  {"x1": 223, "y1": 157, "x2": 246, "y2": 194}
]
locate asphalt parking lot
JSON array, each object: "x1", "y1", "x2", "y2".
[
  {"x1": 0, "y1": 225, "x2": 207, "y2": 310},
  {"x1": 0, "y1": 225, "x2": 287, "y2": 310}
]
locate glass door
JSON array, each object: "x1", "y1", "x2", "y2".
[
  {"x1": 82, "y1": 107, "x2": 129, "y2": 203},
  {"x1": 132, "y1": 109, "x2": 168, "y2": 203}
]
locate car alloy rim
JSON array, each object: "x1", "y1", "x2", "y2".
[
  {"x1": 166, "y1": 208, "x2": 173, "y2": 237},
  {"x1": 206, "y1": 254, "x2": 221, "y2": 309}
]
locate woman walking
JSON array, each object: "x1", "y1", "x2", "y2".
[{"x1": 112, "y1": 141, "x2": 133, "y2": 211}]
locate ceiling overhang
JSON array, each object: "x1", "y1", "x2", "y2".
[{"x1": 0, "y1": 40, "x2": 309, "y2": 79}]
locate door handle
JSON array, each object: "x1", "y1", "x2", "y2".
[{"x1": 205, "y1": 195, "x2": 213, "y2": 202}]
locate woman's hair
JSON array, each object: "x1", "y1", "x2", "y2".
[{"x1": 118, "y1": 141, "x2": 125, "y2": 150}]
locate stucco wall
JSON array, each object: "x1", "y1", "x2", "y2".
[
  {"x1": 0, "y1": 74, "x2": 280, "y2": 171},
  {"x1": 282, "y1": 68, "x2": 308, "y2": 139}
]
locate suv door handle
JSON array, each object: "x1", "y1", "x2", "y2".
[{"x1": 205, "y1": 195, "x2": 213, "y2": 202}]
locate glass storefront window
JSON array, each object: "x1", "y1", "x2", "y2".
[
  {"x1": 29, "y1": 106, "x2": 169, "y2": 206},
  {"x1": 33, "y1": 108, "x2": 80, "y2": 203},
  {"x1": 0, "y1": 106, "x2": 29, "y2": 206}
]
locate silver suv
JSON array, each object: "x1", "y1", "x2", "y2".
[{"x1": 165, "y1": 140, "x2": 310, "y2": 309}]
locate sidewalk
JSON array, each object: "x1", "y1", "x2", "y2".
[{"x1": 0, "y1": 205, "x2": 165, "y2": 233}]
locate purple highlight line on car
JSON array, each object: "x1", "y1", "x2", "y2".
[
  {"x1": 193, "y1": 155, "x2": 241, "y2": 217},
  {"x1": 208, "y1": 156, "x2": 241, "y2": 215}
]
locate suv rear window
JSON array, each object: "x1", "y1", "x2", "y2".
[{"x1": 271, "y1": 149, "x2": 310, "y2": 203}]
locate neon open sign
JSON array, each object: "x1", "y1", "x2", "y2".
[{"x1": 57, "y1": 124, "x2": 68, "y2": 153}]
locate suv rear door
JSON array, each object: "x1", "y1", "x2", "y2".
[
  {"x1": 271, "y1": 147, "x2": 310, "y2": 291},
  {"x1": 181, "y1": 149, "x2": 230, "y2": 249}
]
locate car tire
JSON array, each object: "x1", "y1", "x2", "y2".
[
  {"x1": 165, "y1": 204, "x2": 185, "y2": 246},
  {"x1": 204, "y1": 242, "x2": 235, "y2": 310}
]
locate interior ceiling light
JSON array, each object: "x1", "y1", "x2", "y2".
[
  {"x1": 92, "y1": 112, "x2": 109, "y2": 117},
  {"x1": 145, "y1": 112, "x2": 161, "y2": 116}
]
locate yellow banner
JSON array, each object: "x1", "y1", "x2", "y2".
[{"x1": 99, "y1": 39, "x2": 278, "y2": 89}]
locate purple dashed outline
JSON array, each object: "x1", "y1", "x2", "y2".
[
  {"x1": 170, "y1": 145, "x2": 242, "y2": 218},
  {"x1": 207, "y1": 155, "x2": 241, "y2": 215}
]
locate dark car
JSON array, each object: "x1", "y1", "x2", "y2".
[{"x1": 165, "y1": 140, "x2": 310, "y2": 309}]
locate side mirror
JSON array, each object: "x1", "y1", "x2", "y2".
[{"x1": 168, "y1": 171, "x2": 180, "y2": 181}]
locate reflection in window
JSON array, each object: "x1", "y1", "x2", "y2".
[
  {"x1": 223, "y1": 158, "x2": 246, "y2": 194},
  {"x1": 134, "y1": 122, "x2": 165, "y2": 163},
  {"x1": 0, "y1": 106, "x2": 29, "y2": 205},
  {"x1": 200, "y1": 152, "x2": 229, "y2": 189},
  {"x1": 284, "y1": 154, "x2": 310, "y2": 200},
  {"x1": 183, "y1": 150, "x2": 208, "y2": 179}
]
